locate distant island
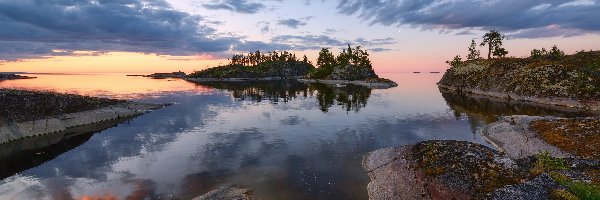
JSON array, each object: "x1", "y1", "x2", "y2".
[
  {"x1": 0, "y1": 73, "x2": 36, "y2": 80},
  {"x1": 184, "y1": 45, "x2": 397, "y2": 89}
]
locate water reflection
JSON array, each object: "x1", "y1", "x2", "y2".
[
  {"x1": 441, "y1": 90, "x2": 593, "y2": 133},
  {"x1": 192, "y1": 80, "x2": 372, "y2": 113},
  {"x1": 3, "y1": 73, "x2": 591, "y2": 200}
]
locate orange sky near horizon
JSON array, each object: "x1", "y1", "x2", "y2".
[{"x1": 2, "y1": 34, "x2": 600, "y2": 74}]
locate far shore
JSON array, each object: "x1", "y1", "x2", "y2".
[{"x1": 184, "y1": 77, "x2": 398, "y2": 89}]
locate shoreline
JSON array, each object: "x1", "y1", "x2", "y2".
[
  {"x1": 297, "y1": 78, "x2": 398, "y2": 89},
  {"x1": 183, "y1": 76, "x2": 298, "y2": 83},
  {"x1": 438, "y1": 84, "x2": 600, "y2": 111},
  {"x1": 184, "y1": 77, "x2": 398, "y2": 89},
  {"x1": 0, "y1": 102, "x2": 168, "y2": 144}
]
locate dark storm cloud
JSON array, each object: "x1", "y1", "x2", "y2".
[
  {"x1": 336, "y1": 0, "x2": 600, "y2": 38},
  {"x1": 202, "y1": 0, "x2": 266, "y2": 14}
]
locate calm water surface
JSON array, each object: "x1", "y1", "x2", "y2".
[{"x1": 0, "y1": 73, "x2": 581, "y2": 199}]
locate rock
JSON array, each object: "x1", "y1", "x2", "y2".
[
  {"x1": 363, "y1": 140, "x2": 527, "y2": 199},
  {"x1": 0, "y1": 102, "x2": 168, "y2": 144},
  {"x1": 482, "y1": 115, "x2": 572, "y2": 159},
  {"x1": 489, "y1": 173, "x2": 564, "y2": 200},
  {"x1": 193, "y1": 186, "x2": 254, "y2": 200}
]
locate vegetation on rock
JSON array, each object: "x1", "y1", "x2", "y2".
[
  {"x1": 439, "y1": 50, "x2": 600, "y2": 101},
  {"x1": 408, "y1": 140, "x2": 528, "y2": 198},
  {"x1": 531, "y1": 118, "x2": 600, "y2": 160},
  {"x1": 187, "y1": 50, "x2": 315, "y2": 78}
]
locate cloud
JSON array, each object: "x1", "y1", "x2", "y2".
[
  {"x1": 336, "y1": 0, "x2": 600, "y2": 38},
  {"x1": 202, "y1": 0, "x2": 265, "y2": 14},
  {"x1": 277, "y1": 17, "x2": 313, "y2": 29},
  {"x1": 270, "y1": 35, "x2": 396, "y2": 50},
  {"x1": 257, "y1": 21, "x2": 271, "y2": 33},
  {"x1": 0, "y1": 0, "x2": 290, "y2": 61}
]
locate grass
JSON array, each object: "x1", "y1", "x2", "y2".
[
  {"x1": 531, "y1": 151, "x2": 569, "y2": 175},
  {"x1": 551, "y1": 172, "x2": 600, "y2": 200}
]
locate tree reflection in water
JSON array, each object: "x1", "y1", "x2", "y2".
[{"x1": 193, "y1": 80, "x2": 373, "y2": 113}]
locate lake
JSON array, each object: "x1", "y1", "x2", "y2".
[{"x1": 0, "y1": 73, "x2": 583, "y2": 199}]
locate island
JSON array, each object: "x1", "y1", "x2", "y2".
[
  {"x1": 362, "y1": 31, "x2": 600, "y2": 200},
  {"x1": 0, "y1": 73, "x2": 36, "y2": 80},
  {"x1": 438, "y1": 49, "x2": 600, "y2": 111},
  {"x1": 184, "y1": 46, "x2": 397, "y2": 89}
]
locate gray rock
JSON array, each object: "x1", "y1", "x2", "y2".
[
  {"x1": 193, "y1": 186, "x2": 254, "y2": 200},
  {"x1": 0, "y1": 102, "x2": 167, "y2": 144},
  {"x1": 482, "y1": 115, "x2": 571, "y2": 159},
  {"x1": 489, "y1": 173, "x2": 563, "y2": 200}
]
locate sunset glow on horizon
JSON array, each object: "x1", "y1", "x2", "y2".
[{"x1": 1, "y1": 0, "x2": 600, "y2": 74}]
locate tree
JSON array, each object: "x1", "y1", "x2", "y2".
[
  {"x1": 446, "y1": 55, "x2": 463, "y2": 67},
  {"x1": 480, "y1": 30, "x2": 507, "y2": 59},
  {"x1": 549, "y1": 45, "x2": 565, "y2": 60},
  {"x1": 467, "y1": 39, "x2": 481, "y2": 60}
]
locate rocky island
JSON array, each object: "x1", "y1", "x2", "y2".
[
  {"x1": 298, "y1": 45, "x2": 397, "y2": 89},
  {"x1": 184, "y1": 46, "x2": 398, "y2": 89},
  {"x1": 438, "y1": 49, "x2": 600, "y2": 111}
]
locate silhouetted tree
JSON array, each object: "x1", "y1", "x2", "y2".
[{"x1": 480, "y1": 30, "x2": 507, "y2": 59}]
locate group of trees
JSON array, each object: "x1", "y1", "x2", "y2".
[
  {"x1": 448, "y1": 30, "x2": 511, "y2": 67},
  {"x1": 312, "y1": 45, "x2": 373, "y2": 79},
  {"x1": 530, "y1": 45, "x2": 565, "y2": 60},
  {"x1": 448, "y1": 30, "x2": 509, "y2": 67},
  {"x1": 229, "y1": 50, "x2": 310, "y2": 66}
]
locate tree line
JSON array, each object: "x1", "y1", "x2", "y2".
[
  {"x1": 312, "y1": 44, "x2": 373, "y2": 79},
  {"x1": 448, "y1": 30, "x2": 566, "y2": 67},
  {"x1": 229, "y1": 50, "x2": 310, "y2": 66}
]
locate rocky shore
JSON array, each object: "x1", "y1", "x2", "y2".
[
  {"x1": 438, "y1": 51, "x2": 600, "y2": 111},
  {"x1": 298, "y1": 78, "x2": 398, "y2": 89},
  {"x1": 363, "y1": 115, "x2": 600, "y2": 199},
  {"x1": 0, "y1": 89, "x2": 168, "y2": 144},
  {"x1": 363, "y1": 140, "x2": 600, "y2": 199}
]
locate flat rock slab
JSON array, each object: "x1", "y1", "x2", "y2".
[
  {"x1": 483, "y1": 115, "x2": 571, "y2": 159},
  {"x1": 0, "y1": 102, "x2": 167, "y2": 144},
  {"x1": 363, "y1": 140, "x2": 527, "y2": 200},
  {"x1": 193, "y1": 186, "x2": 254, "y2": 200}
]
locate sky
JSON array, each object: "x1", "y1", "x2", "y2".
[{"x1": 0, "y1": 0, "x2": 599, "y2": 73}]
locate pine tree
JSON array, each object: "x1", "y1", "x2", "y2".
[{"x1": 467, "y1": 40, "x2": 481, "y2": 60}]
